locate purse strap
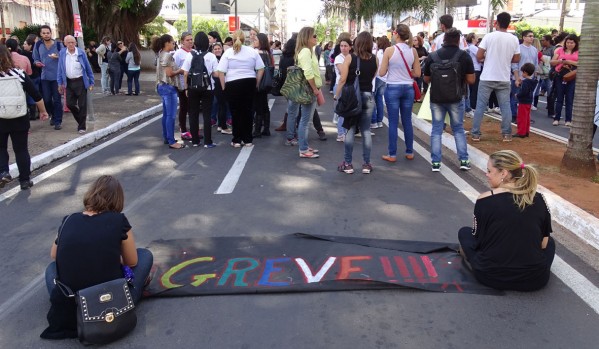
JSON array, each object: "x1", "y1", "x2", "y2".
[
  {"x1": 54, "y1": 214, "x2": 76, "y2": 298},
  {"x1": 395, "y1": 44, "x2": 414, "y2": 79}
]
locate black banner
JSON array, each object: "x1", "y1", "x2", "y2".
[{"x1": 145, "y1": 234, "x2": 500, "y2": 296}]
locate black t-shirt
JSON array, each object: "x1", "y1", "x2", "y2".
[
  {"x1": 55, "y1": 212, "x2": 131, "y2": 292},
  {"x1": 471, "y1": 192, "x2": 552, "y2": 286},
  {"x1": 346, "y1": 53, "x2": 377, "y2": 92},
  {"x1": 422, "y1": 45, "x2": 474, "y2": 78}
]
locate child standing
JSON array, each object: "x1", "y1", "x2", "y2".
[{"x1": 514, "y1": 63, "x2": 536, "y2": 138}]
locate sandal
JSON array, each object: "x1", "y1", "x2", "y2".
[{"x1": 169, "y1": 143, "x2": 186, "y2": 149}]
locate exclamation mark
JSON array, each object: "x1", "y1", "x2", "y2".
[
  {"x1": 379, "y1": 256, "x2": 398, "y2": 283},
  {"x1": 394, "y1": 256, "x2": 414, "y2": 283}
]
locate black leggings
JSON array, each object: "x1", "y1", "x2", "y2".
[
  {"x1": 458, "y1": 227, "x2": 555, "y2": 292},
  {"x1": 0, "y1": 130, "x2": 30, "y2": 182},
  {"x1": 225, "y1": 78, "x2": 256, "y2": 144}
]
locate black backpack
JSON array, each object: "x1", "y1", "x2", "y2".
[
  {"x1": 429, "y1": 49, "x2": 465, "y2": 103},
  {"x1": 188, "y1": 50, "x2": 211, "y2": 91}
]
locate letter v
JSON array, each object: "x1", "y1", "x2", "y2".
[{"x1": 294, "y1": 257, "x2": 337, "y2": 283}]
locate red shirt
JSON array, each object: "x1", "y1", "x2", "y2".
[{"x1": 11, "y1": 52, "x2": 32, "y2": 76}]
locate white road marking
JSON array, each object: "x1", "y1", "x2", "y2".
[{"x1": 398, "y1": 114, "x2": 599, "y2": 314}]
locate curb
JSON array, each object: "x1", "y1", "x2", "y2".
[
  {"x1": 412, "y1": 116, "x2": 599, "y2": 252},
  {"x1": 9, "y1": 105, "x2": 162, "y2": 178}
]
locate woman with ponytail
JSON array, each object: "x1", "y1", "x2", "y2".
[
  {"x1": 216, "y1": 30, "x2": 265, "y2": 147},
  {"x1": 458, "y1": 150, "x2": 555, "y2": 291}
]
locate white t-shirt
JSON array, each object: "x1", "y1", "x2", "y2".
[
  {"x1": 432, "y1": 32, "x2": 468, "y2": 51},
  {"x1": 479, "y1": 31, "x2": 520, "y2": 82},
  {"x1": 374, "y1": 49, "x2": 387, "y2": 83},
  {"x1": 334, "y1": 53, "x2": 346, "y2": 87},
  {"x1": 173, "y1": 48, "x2": 192, "y2": 87},
  {"x1": 216, "y1": 46, "x2": 265, "y2": 83},
  {"x1": 181, "y1": 50, "x2": 219, "y2": 90},
  {"x1": 467, "y1": 44, "x2": 482, "y2": 72}
]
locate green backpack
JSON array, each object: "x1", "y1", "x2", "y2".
[{"x1": 280, "y1": 66, "x2": 313, "y2": 104}]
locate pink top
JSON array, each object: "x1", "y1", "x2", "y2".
[
  {"x1": 554, "y1": 47, "x2": 578, "y2": 72},
  {"x1": 11, "y1": 52, "x2": 32, "y2": 76}
]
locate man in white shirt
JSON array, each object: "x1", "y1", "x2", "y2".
[
  {"x1": 57, "y1": 35, "x2": 95, "y2": 133},
  {"x1": 431, "y1": 14, "x2": 468, "y2": 52},
  {"x1": 470, "y1": 12, "x2": 520, "y2": 142},
  {"x1": 173, "y1": 32, "x2": 194, "y2": 140}
]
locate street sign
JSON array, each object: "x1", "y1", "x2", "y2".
[
  {"x1": 229, "y1": 16, "x2": 239, "y2": 32},
  {"x1": 326, "y1": 30, "x2": 330, "y2": 36}
]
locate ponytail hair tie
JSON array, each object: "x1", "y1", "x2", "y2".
[{"x1": 520, "y1": 162, "x2": 525, "y2": 169}]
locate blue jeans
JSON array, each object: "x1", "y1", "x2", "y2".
[
  {"x1": 384, "y1": 84, "x2": 414, "y2": 156},
  {"x1": 45, "y1": 248, "x2": 154, "y2": 304},
  {"x1": 41, "y1": 79, "x2": 63, "y2": 124},
  {"x1": 472, "y1": 80, "x2": 512, "y2": 136},
  {"x1": 430, "y1": 100, "x2": 469, "y2": 163},
  {"x1": 371, "y1": 78, "x2": 386, "y2": 124},
  {"x1": 345, "y1": 92, "x2": 374, "y2": 164},
  {"x1": 157, "y1": 83, "x2": 179, "y2": 145},
  {"x1": 554, "y1": 76, "x2": 575, "y2": 122},
  {"x1": 510, "y1": 79, "x2": 520, "y2": 121},
  {"x1": 287, "y1": 97, "x2": 317, "y2": 152},
  {"x1": 127, "y1": 69, "x2": 140, "y2": 95},
  {"x1": 100, "y1": 62, "x2": 109, "y2": 93}
]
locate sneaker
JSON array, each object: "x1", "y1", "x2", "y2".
[
  {"x1": 78, "y1": 129, "x2": 86, "y2": 134},
  {"x1": 370, "y1": 131, "x2": 375, "y2": 136},
  {"x1": 471, "y1": 134, "x2": 480, "y2": 142},
  {"x1": 0, "y1": 171, "x2": 12, "y2": 188},
  {"x1": 220, "y1": 128, "x2": 232, "y2": 135},
  {"x1": 217, "y1": 127, "x2": 223, "y2": 132},
  {"x1": 226, "y1": 120, "x2": 232, "y2": 126},
  {"x1": 336, "y1": 135, "x2": 345, "y2": 142},
  {"x1": 493, "y1": 107, "x2": 501, "y2": 114},
  {"x1": 377, "y1": 122, "x2": 383, "y2": 128},
  {"x1": 355, "y1": 132, "x2": 362, "y2": 138},
  {"x1": 552, "y1": 120, "x2": 559, "y2": 126},
  {"x1": 54, "y1": 124, "x2": 62, "y2": 130},
  {"x1": 285, "y1": 138, "x2": 298, "y2": 146},
  {"x1": 181, "y1": 132, "x2": 192, "y2": 140},
  {"x1": 244, "y1": 143, "x2": 254, "y2": 147},
  {"x1": 307, "y1": 148, "x2": 319, "y2": 153},
  {"x1": 204, "y1": 143, "x2": 216, "y2": 148},
  {"x1": 230, "y1": 142, "x2": 242, "y2": 148},
  {"x1": 459, "y1": 160, "x2": 471, "y2": 171},
  {"x1": 362, "y1": 163, "x2": 373, "y2": 174},
  {"x1": 370, "y1": 123, "x2": 378, "y2": 129},
  {"x1": 502, "y1": 134, "x2": 512, "y2": 142},
  {"x1": 192, "y1": 143, "x2": 200, "y2": 147},
  {"x1": 431, "y1": 162, "x2": 441, "y2": 172},
  {"x1": 381, "y1": 155, "x2": 397, "y2": 162},
  {"x1": 565, "y1": 121, "x2": 572, "y2": 127},
  {"x1": 299, "y1": 151, "x2": 320, "y2": 158},
  {"x1": 465, "y1": 110, "x2": 474, "y2": 118},
  {"x1": 531, "y1": 106, "x2": 538, "y2": 111},
  {"x1": 20, "y1": 180, "x2": 34, "y2": 190},
  {"x1": 405, "y1": 154, "x2": 414, "y2": 160},
  {"x1": 337, "y1": 162, "x2": 354, "y2": 173}
]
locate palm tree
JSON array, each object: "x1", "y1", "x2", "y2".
[
  {"x1": 560, "y1": 0, "x2": 598, "y2": 177},
  {"x1": 322, "y1": 0, "x2": 436, "y2": 29}
]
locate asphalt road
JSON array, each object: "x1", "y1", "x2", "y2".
[{"x1": 0, "y1": 95, "x2": 598, "y2": 348}]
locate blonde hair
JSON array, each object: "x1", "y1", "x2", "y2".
[
  {"x1": 395, "y1": 24, "x2": 412, "y2": 46},
  {"x1": 532, "y1": 38, "x2": 542, "y2": 51},
  {"x1": 489, "y1": 150, "x2": 539, "y2": 210},
  {"x1": 295, "y1": 26, "x2": 315, "y2": 62},
  {"x1": 232, "y1": 30, "x2": 245, "y2": 54}
]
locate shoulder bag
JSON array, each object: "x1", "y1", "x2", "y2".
[
  {"x1": 397, "y1": 45, "x2": 422, "y2": 101},
  {"x1": 334, "y1": 54, "x2": 362, "y2": 118},
  {"x1": 54, "y1": 215, "x2": 137, "y2": 345},
  {"x1": 280, "y1": 65, "x2": 313, "y2": 104},
  {"x1": 0, "y1": 70, "x2": 27, "y2": 119},
  {"x1": 258, "y1": 51, "x2": 274, "y2": 93}
]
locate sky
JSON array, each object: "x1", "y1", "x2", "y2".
[{"x1": 287, "y1": 0, "x2": 324, "y2": 33}]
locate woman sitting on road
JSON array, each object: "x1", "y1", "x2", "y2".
[
  {"x1": 0, "y1": 46, "x2": 49, "y2": 191},
  {"x1": 335, "y1": 31, "x2": 377, "y2": 174},
  {"x1": 152, "y1": 34, "x2": 185, "y2": 149},
  {"x1": 458, "y1": 150, "x2": 555, "y2": 291},
  {"x1": 41, "y1": 175, "x2": 153, "y2": 339}
]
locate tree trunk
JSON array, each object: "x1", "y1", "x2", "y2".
[
  {"x1": 52, "y1": 0, "x2": 163, "y2": 44},
  {"x1": 560, "y1": 0, "x2": 598, "y2": 178}
]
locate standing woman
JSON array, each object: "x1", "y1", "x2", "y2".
[
  {"x1": 125, "y1": 42, "x2": 141, "y2": 96},
  {"x1": 107, "y1": 43, "x2": 124, "y2": 95},
  {"x1": 371, "y1": 36, "x2": 390, "y2": 129},
  {"x1": 323, "y1": 41, "x2": 333, "y2": 84},
  {"x1": 550, "y1": 34, "x2": 578, "y2": 127},
  {"x1": 208, "y1": 31, "x2": 223, "y2": 52},
  {"x1": 152, "y1": 34, "x2": 185, "y2": 149},
  {"x1": 287, "y1": 26, "x2": 322, "y2": 158},
  {"x1": 466, "y1": 33, "x2": 481, "y2": 113},
  {"x1": 22, "y1": 35, "x2": 42, "y2": 120},
  {"x1": 332, "y1": 34, "x2": 352, "y2": 142},
  {"x1": 335, "y1": 31, "x2": 378, "y2": 174},
  {"x1": 412, "y1": 35, "x2": 427, "y2": 102},
  {"x1": 379, "y1": 24, "x2": 420, "y2": 162},
  {"x1": 211, "y1": 42, "x2": 232, "y2": 134},
  {"x1": 253, "y1": 33, "x2": 273, "y2": 137},
  {"x1": 0, "y1": 46, "x2": 49, "y2": 190},
  {"x1": 217, "y1": 30, "x2": 265, "y2": 148}
]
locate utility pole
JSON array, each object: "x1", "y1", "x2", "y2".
[
  {"x1": 69, "y1": 0, "x2": 95, "y2": 121},
  {"x1": 187, "y1": 0, "x2": 192, "y2": 34},
  {"x1": 0, "y1": 0, "x2": 6, "y2": 39}
]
